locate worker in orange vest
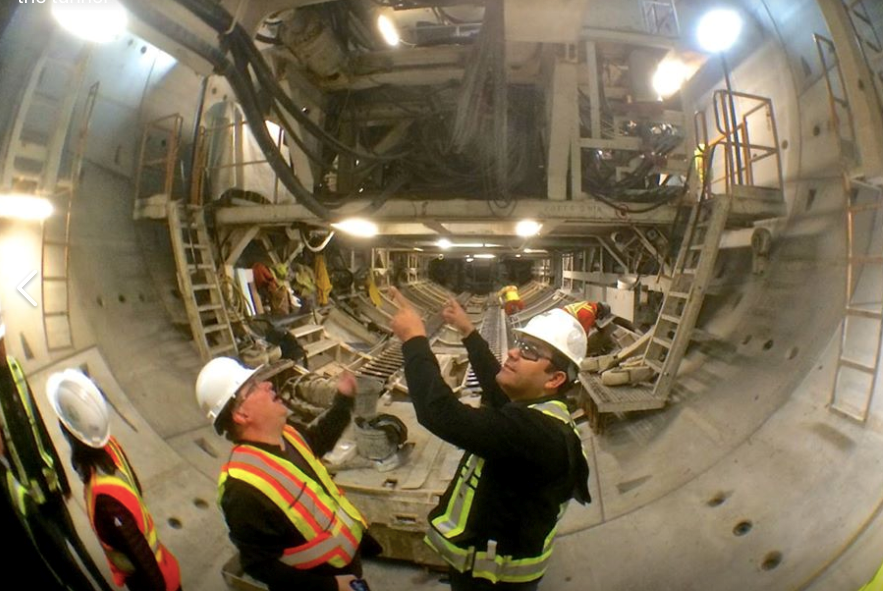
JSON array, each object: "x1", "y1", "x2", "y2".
[
  {"x1": 498, "y1": 285, "x2": 525, "y2": 316},
  {"x1": 196, "y1": 358, "x2": 378, "y2": 591},
  {"x1": 47, "y1": 370, "x2": 182, "y2": 591},
  {"x1": 563, "y1": 301, "x2": 611, "y2": 334}
]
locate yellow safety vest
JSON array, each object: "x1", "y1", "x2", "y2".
[
  {"x1": 314, "y1": 255, "x2": 332, "y2": 306},
  {"x1": 3, "y1": 356, "x2": 60, "y2": 506},
  {"x1": 425, "y1": 400, "x2": 583, "y2": 584},
  {"x1": 860, "y1": 561, "x2": 883, "y2": 591},
  {"x1": 498, "y1": 286, "x2": 520, "y2": 304},
  {"x1": 219, "y1": 425, "x2": 366, "y2": 569}
]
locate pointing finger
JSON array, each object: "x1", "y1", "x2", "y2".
[{"x1": 389, "y1": 287, "x2": 411, "y2": 309}]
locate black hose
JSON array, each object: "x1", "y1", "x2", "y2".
[
  {"x1": 118, "y1": 0, "x2": 334, "y2": 219},
  {"x1": 175, "y1": 0, "x2": 408, "y2": 162}
]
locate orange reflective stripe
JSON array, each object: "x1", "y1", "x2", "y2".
[
  {"x1": 218, "y1": 431, "x2": 365, "y2": 570},
  {"x1": 225, "y1": 457, "x2": 326, "y2": 535}
]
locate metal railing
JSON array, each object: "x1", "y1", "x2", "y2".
[
  {"x1": 134, "y1": 113, "x2": 183, "y2": 202},
  {"x1": 693, "y1": 90, "x2": 783, "y2": 199}
]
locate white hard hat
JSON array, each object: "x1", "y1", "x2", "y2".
[
  {"x1": 514, "y1": 308, "x2": 587, "y2": 368},
  {"x1": 195, "y1": 357, "x2": 259, "y2": 425},
  {"x1": 46, "y1": 370, "x2": 110, "y2": 448}
]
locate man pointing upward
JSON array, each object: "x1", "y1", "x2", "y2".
[{"x1": 389, "y1": 288, "x2": 590, "y2": 591}]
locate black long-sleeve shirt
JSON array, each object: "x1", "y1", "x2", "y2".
[
  {"x1": 94, "y1": 496, "x2": 170, "y2": 591},
  {"x1": 220, "y1": 394, "x2": 358, "y2": 591},
  {"x1": 402, "y1": 331, "x2": 590, "y2": 557}
]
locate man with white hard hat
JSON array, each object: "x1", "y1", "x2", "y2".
[
  {"x1": 195, "y1": 358, "x2": 377, "y2": 591},
  {"x1": 390, "y1": 290, "x2": 591, "y2": 591}
]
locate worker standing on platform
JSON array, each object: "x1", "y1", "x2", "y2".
[
  {"x1": 196, "y1": 358, "x2": 378, "y2": 591},
  {"x1": 47, "y1": 370, "x2": 182, "y2": 591},
  {"x1": 390, "y1": 289, "x2": 591, "y2": 591},
  {"x1": 497, "y1": 285, "x2": 525, "y2": 316},
  {"x1": 563, "y1": 301, "x2": 611, "y2": 335}
]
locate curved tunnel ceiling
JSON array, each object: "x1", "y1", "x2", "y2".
[{"x1": 1, "y1": 1, "x2": 882, "y2": 590}]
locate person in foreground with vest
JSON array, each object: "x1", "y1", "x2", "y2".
[
  {"x1": 195, "y1": 358, "x2": 377, "y2": 591},
  {"x1": 47, "y1": 370, "x2": 182, "y2": 591},
  {"x1": 389, "y1": 288, "x2": 591, "y2": 591}
]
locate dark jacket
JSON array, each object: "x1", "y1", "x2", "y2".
[
  {"x1": 220, "y1": 394, "x2": 361, "y2": 591},
  {"x1": 402, "y1": 331, "x2": 590, "y2": 560},
  {"x1": 402, "y1": 332, "x2": 590, "y2": 557}
]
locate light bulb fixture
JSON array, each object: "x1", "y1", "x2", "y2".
[
  {"x1": 473, "y1": 254, "x2": 496, "y2": 259},
  {"x1": 377, "y1": 14, "x2": 400, "y2": 47},
  {"x1": 437, "y1": 238, "x2": 452, "y2": 249},
  {"x1": 466, "y1": 257, "x2": 474, "y2": 263},
  {"x1": 652, "y1": 59, "x2": 688, "y2": 98},
  {"x1": 515, "y1": 254, "x2": 522, "y2": 258},
  {"x1": 697, "y1": 8, "x2": 743, "y2": 53},
  {"x1": 331, "y1": 218, "x2": 378, "y2": 238},
  {"x1": 51, "y1": 0, "x2": 127, "y2": 43},
  {"x1": 515, "y1": 220, "x2": 542, "y2": 237},
  {"x1": 0, "y1": 194, "x2": 53, "y2": 221}
]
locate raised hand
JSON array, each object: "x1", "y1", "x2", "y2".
[
  {"x1": 389, "y1": 287, "x2": 427, "y2": 342},
  {"x1": 442, "y1": 298, "x2": 474, "y2": 337},
  {"x1": 336, "y1": 370, "x2": 357, "y2": 398}
]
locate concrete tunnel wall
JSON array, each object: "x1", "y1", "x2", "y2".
[{"x1": 0, "y1": 1, "x2": 882, "y2": 590}]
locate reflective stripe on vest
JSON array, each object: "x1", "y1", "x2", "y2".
[
  {"x1": 218, "y1": 425, "x2": 366, "y2": 570},
  {"x1": 87, "y1": 437, "x2": 180, "y2": 591},
  {"x1": 425, "y1": 400, "x2": 582, "y2": 583},
  {"x1": 6, "y1": 356, "x2": 59, "y2": 504}
]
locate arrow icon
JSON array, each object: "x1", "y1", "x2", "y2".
[{"x1": 17, "y1": 270, "x2": 38, "y2": 307}]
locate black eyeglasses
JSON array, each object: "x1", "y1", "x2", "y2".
[{"x1": 513, "y1": 338, "x2": 552, "y2": 363}]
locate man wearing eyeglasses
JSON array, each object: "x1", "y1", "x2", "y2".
[
  {"x1": 194, "y1": 359, "x2": 377, "y2": 591},
  {"x1": 389, "y1": 288, "x2": 591, "y2": 591}
]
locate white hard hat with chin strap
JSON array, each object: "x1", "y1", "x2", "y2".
[
  {"x1": 195, "y1": 357, "x2": 294, "y2": 431},
  {"x1": 514, "y1": 308, "x2": 587, "y2": 380},
  {"x1": 195, "y1": 357, "x2": 259, "y2": 428},
  {"x1": 47, "y1": 370, "x2": 110, "y2": 448}
]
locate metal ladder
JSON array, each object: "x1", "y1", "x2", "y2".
[
  {"x1": 641, "y1": 193, "x2": 733, "y2": 401},
  {"x1": 167, "y1": 203, "x2": 238, "y2": 362},
  {"x1": 41, "y1": 82, "x2": 99, "y2": 352},
  {"x1": 830, "y1": 181, "x2": 883, "y2": 422},
  {"x1": 815, "y1": 34, "x2": 859, "y2": 163},
  {"x1": 842, "y1": 0, "x2": 883, "y2": 107}
]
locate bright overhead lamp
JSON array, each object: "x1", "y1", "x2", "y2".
[
  {"x1": 515, "y1": 220, "x2": 542, "y2": 237},
  {"x1": 331, "y1": 218, "x2": 378, "y2": 238},
  {"x1": 0, "y1": 194, "x2": 53, "y2": 221},
  {"x1": 377, "y1": 14, "x2": 400, "y2": 47},
  {"x1": 524, "y1": 248, "x2": 548, "y2": 254},
  {"x1": 697, "y1": 9, "x2": 743, "y2": 53},
  {"x1": 652, "y1": 59, "x2": 688, "y2": 98},
  {"x1": 515, "y1": 254, "x2": 522, "y2": 258},
  {"x1": 473, "y1": 254, "x2": 496, "y2": 259},
  {"x1": 51, "y1": 0, "x2": 128, "y2": 43},
  {"x1": 437, "y1": 238, "x2": 452, "y2": 249},
  {"x1": 465, "y1": 257, "x2": 474, "y2": 263}
]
